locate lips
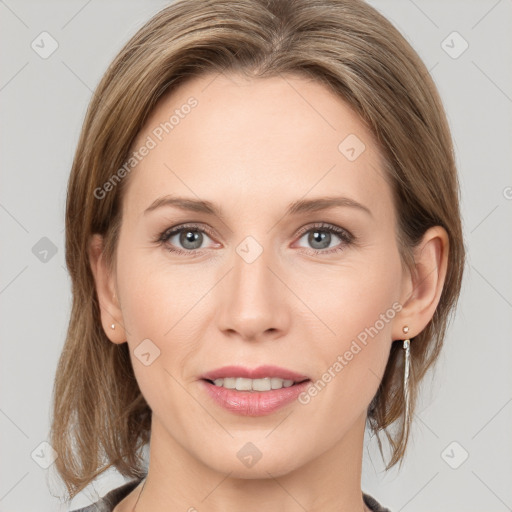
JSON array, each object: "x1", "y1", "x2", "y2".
[
  {"x1": 201, "y1": 365, "x2": 310, "y2": 383},
  {"x1": 200, "y1": 379, "x2": 311, "y2": 416},
  {"x1": 199, "y1": 366, "x2": 311, "y2": 416}
]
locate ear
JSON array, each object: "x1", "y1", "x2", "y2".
[
  {"x1": 393, "y1": 226, "x2": 449, "y2": 340},
  {"x1": 88, "y1": 233, "x2": 126, "y2": 344}
]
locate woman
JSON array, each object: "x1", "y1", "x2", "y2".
[{"x1": 50, "y1": 0, "x2": 465, "y2": 511}]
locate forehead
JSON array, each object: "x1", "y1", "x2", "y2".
[{"x1": 123, "y1": 72, "x2": 392, "y2": 221}]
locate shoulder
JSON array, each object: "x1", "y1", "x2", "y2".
[
  {"x1": 363, "y1": 492, "x2": 393, "y2": 512},
  {"x1": 69, "y1": 479, "x2": 143, "y2": 512},
  {"x1": 69, "y1": 483, "x2": 389, "y2": 512}
]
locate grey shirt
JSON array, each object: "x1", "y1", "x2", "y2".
[{"x1": 70, "y1": 479, "x2": 392, "y2": 512}]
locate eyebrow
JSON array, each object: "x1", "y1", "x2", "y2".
[{"x1": 143, "y1": 195, "x2": 373, "y2": 219}]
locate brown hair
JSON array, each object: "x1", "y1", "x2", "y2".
[{"x1": 50, "y1": 0, "x2": 465, "y2": 499}]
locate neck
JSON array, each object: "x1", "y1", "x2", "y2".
[{"x1": 133, "y1": 411, "x2": 370, "y2": 512}]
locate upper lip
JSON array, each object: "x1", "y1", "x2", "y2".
[{"x1": 201, "y1": 365, "x2": 310, "y2": 382}]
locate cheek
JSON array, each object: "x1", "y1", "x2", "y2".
[
  {"x1": 116, "y1": 244, "x2": 201, "y2": 336},
  {"x1": 301, "y1": 250, "x2": 402, "y2": 345},
  {"x1": 300, "y1": 246, "x2": 403, "y2": 398},
  {"x1": 116, "y1": 248, "x2": 217, "y2": 393},
  {"x1": 115, "y1": 252, "x2": 202, "y2": 405}
]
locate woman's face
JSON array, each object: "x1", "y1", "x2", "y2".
[{"x1": 108, "y1": 72, "x2": 411, "y2": 477}]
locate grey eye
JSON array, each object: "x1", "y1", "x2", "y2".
[
  {"x1": 166, "y1": 228, "x2": 213, "y2": 251},
  {"x1": 297, "y1": 229, "x2": 341, "y2": 250}
]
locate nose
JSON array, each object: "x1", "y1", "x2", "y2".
[{"x1": 216, "y1": 238, "x2": 290, "y2": 343}]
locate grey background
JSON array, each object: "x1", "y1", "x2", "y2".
[{"x1": 1, "y1": 1, "x2": 511, "y2": 511}]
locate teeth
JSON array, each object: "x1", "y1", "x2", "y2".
[{"x1": 211, "y1": 377, "x2": 296, "y2": 391}]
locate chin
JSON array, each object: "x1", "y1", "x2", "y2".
[{"x1": 202, "y1": 448, "x2": 304, "y2": 480}]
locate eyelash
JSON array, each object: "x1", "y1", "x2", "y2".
[{"x1": 156, "y1": 222, "x2": 354, "y2": 257}]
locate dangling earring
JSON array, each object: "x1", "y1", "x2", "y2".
[{"x1": 402, "y1": 326, "x2": 411, "y2": 428}]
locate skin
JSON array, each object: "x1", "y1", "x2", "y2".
[{"x1": 89, "y1": 72, "x2": 449, "y2": 512}]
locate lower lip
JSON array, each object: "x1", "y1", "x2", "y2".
[{"x1": 201, "y1": 379, "x2": 311, "y2": 416}]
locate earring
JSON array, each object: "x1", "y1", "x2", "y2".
[
  {"x1": 111, "y1": 324, "x2": 115, "y2": 330},
  {"x1": 402, "y1": 326, "x2": 411, "y2": 428}
]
